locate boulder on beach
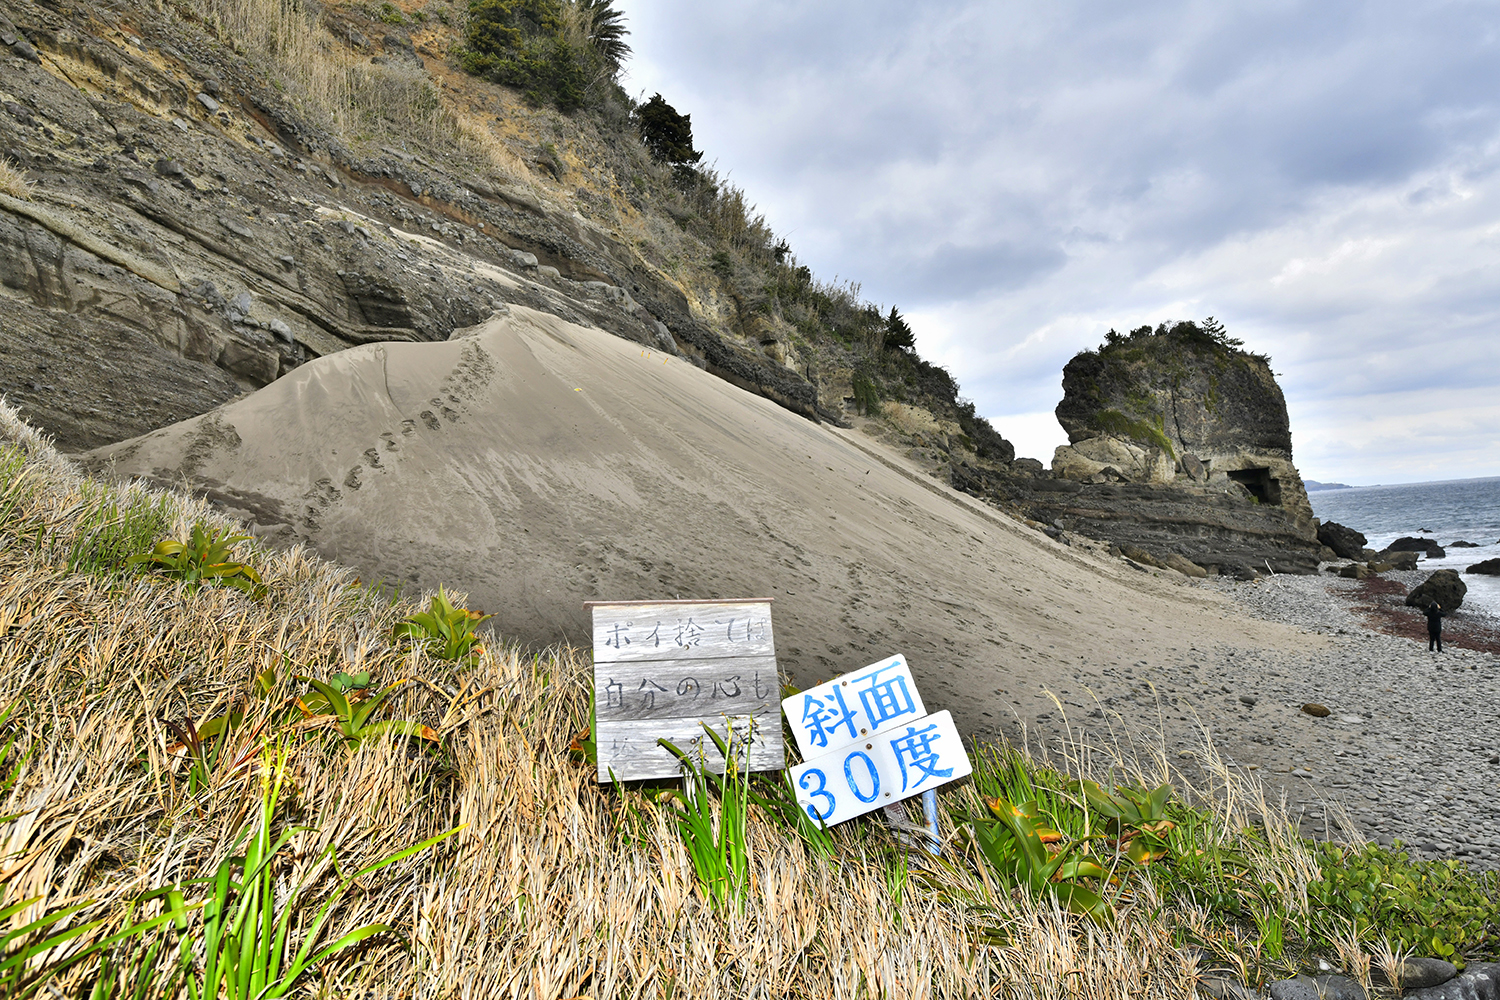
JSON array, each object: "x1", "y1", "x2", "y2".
[
  {"x1": 1385, "y1": 536, "x2": 1445, "y2": 558},
  {"x1": 1449, "y1": 540, "x2": 1479, "y2": 548},
  {"x1": 1467, "y1": 558, "x2": 1500, "y2": 576},
  {"x1": 1404, "y1": 569, "x2": 1467, "y2": 612},
  {"x1": 1376, "y1": 551, "x2": 1420, "y2": 571},
  {"x1": 1316, "y1": 521, "x2": 1367, "y2": 560}
]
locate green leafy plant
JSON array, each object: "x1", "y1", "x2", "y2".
[
  {"x1": 1308, "y1": 842, "x2": 1498, "y2": 962},
  {"x1": 128, "y1": 525, "x2": 265, "y2": 597},
  {"x1": 392, "y1": 586, "x2": 491, "y2": 664},
  {"x1": 157, "y1": 752, "x2": 461, "y2": 999},
  {"x1": 657, "y1": 724, "x2": 752, "y2": 912},
  {"x1": 1067, "y1": 779, "x2": 1177, "y2": 864},
  {"x1": 968, "y1": 795, "x2": 1111, "y2": 923},
  {"x1": 296, "y1": 676, "x2": 436, "y2": 749}
]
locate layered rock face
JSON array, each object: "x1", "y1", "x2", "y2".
[
  {"x1": 0, "y1": 0, "x2": 843, "y2": 452},
  {"x1": 1035, "y1": 324, "x2": 1323, "y2": 574}
]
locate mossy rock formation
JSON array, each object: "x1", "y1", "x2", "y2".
[{"x1": 962, "y1": 321, "x2": 1324, "y2": 575}]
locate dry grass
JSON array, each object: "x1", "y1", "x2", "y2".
[
  {"x1": 0, "y1": 159, "x2": 33, "y2": 200},
  {"x1": 0, "y1": 400, "x2": 1224, "y2": 997}
]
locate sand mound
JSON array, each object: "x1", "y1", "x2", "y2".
[{"x1": 84, "y1": 306, "x2": 1313, "y2": 734}]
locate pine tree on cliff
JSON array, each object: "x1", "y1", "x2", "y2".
[{"x1": 637, "y1": 95, "x2": 702, "y2": 165}]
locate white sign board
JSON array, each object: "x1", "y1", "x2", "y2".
[
  {"x1": 589, "y1": 599, "x2": 784, "y2": 782},
  {"x1": 782, "y1": 654, "x2": 971, "y2": 827},
  {"x1": 784, "y1": 654, "x2": 927, "y2": 759},
  {"x1": 789, "y1": 711, "x2": 971, "y2": 827}
]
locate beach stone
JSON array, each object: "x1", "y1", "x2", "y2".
[
  {"x1": 1403, "y1": 962, "x2": 1499, "y2": 1000},
  {"x1": 1389, "y1": 958, "x2": 1458, "y2": 990},
  {"x1": 1467, "y1": 558, "x2": 1500, "y2": 576},
  {"x1": 1318, "y1": 521, "x2": 1367, "y2": 560},
  {"x1": 1405, "y1": 569, "x2": 1466, "y2": 612},
  {"x1": 1450, "y1": 540, "x2": 1479, "y2": 548},
  {"x1": 1379, "y1": 550, "x2": 1420, "y2": 570},
  {"x1": 1339, "y1": 563, "x2": 1372, "y2": 579},
  {"x1": 1239, "y1": 695, "x2": 1257, "y2": 707},
  {"x1": 1301, "y1": 702, "x2": 1330, "y2": 717},
  {"x1": 1268, "y1": 975, "x2": 1366, "y2": 1000},
  {"x1": 1199, "y1": 976, "x2": 1266, "y2": 999}
]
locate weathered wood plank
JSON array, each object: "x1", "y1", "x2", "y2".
[
  {"x1": 594, "y1": 657, "x2": 779, "y2": 722},
  {"x1": 596, "y1": 714, "x2": 784, "y2": 783},
  {"x1": 590, "y1": 601, "x2": 775, "y2": 664}
]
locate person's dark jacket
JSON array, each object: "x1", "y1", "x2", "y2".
[{"x1": 1424, "y1": 603, "x2": 1446, "y2": 633}]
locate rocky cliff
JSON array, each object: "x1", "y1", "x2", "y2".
[
  {"x1": 951, "y1": 322, "x2": 1325, "y2": 576},
  {"x1": 0, "y1": 0, "x2": 1004, "y2": 461}
]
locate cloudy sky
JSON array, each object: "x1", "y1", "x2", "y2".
[{"x1": 622, "y1": 0, "x2": 1500, "y2": 485}]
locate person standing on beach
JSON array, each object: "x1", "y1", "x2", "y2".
[{"x1": 1424, "y1": 600, "x2": 1446, "y2": 652}]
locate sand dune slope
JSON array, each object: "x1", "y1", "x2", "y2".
[{"x1": 85, "y1": 306, "x2": 1313, "y2": 735}]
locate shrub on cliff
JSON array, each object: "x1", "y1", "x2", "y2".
[{"x1": 460, "y1": 0, "x2": 628, "y2": 111}]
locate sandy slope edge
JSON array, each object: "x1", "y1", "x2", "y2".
[{"x1": 83, "y1": 306, "x2": 1319, "y2": 735}]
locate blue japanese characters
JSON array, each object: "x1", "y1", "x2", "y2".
[
  {"x1": 787, "y1": 655, "x2": 927, "y2": 757},
  {"x1": 783, "y1": 654, "x2": 972, "y2": 827}
]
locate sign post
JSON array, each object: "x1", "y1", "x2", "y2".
[
  {"x1": 588, "y1": 599, "x2": 784, "y2": 782},
  {"x1": 782, "y1": 654, "x2": 971, "y2": 844}
]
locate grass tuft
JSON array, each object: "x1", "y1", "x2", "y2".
[{"x1": 0, "y1": 398, "x2": 1492, "y2": 996}]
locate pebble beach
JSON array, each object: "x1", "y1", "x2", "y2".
[{"x1": 1010, "y1": 565, "x2": 1500, "y2": 870}]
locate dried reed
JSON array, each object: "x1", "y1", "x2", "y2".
[{"x1": 0, "y1": 402, "x2": 1237, "y2": 997}]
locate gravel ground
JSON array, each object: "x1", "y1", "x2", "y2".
[{"x1": 1008, "y1": 568, "x2": 1500, "y2": 870}]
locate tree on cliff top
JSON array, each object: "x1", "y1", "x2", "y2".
[{"x1": 636, "y1": 94, "x2": 702, "y2": 165}]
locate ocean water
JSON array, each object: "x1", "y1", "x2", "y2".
[{"x1": 1308, "y1": 476, "x2": 1500, "y2": 619}]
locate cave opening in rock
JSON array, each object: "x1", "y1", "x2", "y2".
[{"x1": 1227, "y1": 467, "x2": 1282, "y2": 505}]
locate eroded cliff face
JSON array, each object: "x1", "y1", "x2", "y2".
[
  {"x1": 1043, "y1": 325, "x2": 1320, "y2": 572},
  {"x1": 0, "y1": 0, "x2": 868, "y2": 452}
]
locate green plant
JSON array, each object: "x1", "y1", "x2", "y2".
[
  {"x1": 1308, "y1": 842, "x2": 1499, "y2": 962},
  {"x1": 657, "y1": 724, "x2": 752, "y2": 912},
  {"x1": 158, "y1": 751, "x2": 461, "y2": 999},
  {"x1": 636, "y1": 93, "x2": 701, "y2": 165},
  {"x1": 851, "y1": 372, "x2": 881, "y2": 416},
  {"x1": 748, "y1": 772, "x2": 836, "y2": 859},
  {"x1": 392, "y1": 586, "x2": 491, "y2": 664},
  {"x1": 378, "y1": 1, "x2": 405, "y2": 24},
  {"x1": 967, "y1": 795, "x2": 1111, "y2": 924},
  {"x1": 128, "y1": 524, "x2": 266, "y2": 597},
  {"x1": 1067, "y1": 779, "x2": 1177, "y2": 864},
  {"x1": 296, "y1": 676, "x2": 436, "y2": 749},
  {"x1": 461, "y1": 0, "x2": 591, "y2": 112}
]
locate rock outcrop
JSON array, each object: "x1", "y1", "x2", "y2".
[
  {"x1": 1405, "y1": 570, "x2": 1467, "y2": 612},
  {"x1": 1317, "y1": 521, "x2": 1367, "y2": 560},
  {"x1": 967, "y1": 322, "x2": 1323, "y2": 575},
  {"x1": 1467, "y1": 558, "x2": 1500, "y2": 576},
  {"x1": 1385, "y1": 537, "x2": 1446, "y2": 559}
]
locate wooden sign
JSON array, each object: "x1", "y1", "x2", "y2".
[
  {"x1": 783, "y1": 654, "x2": 972, "y2": 827},
  {"x1": 588, "y1": 599, "x2": 784, "y2": 782}
]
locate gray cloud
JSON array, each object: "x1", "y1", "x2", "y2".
[{"x1": 625, "y1": 0, "x2": 1500, "y2": 480}]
